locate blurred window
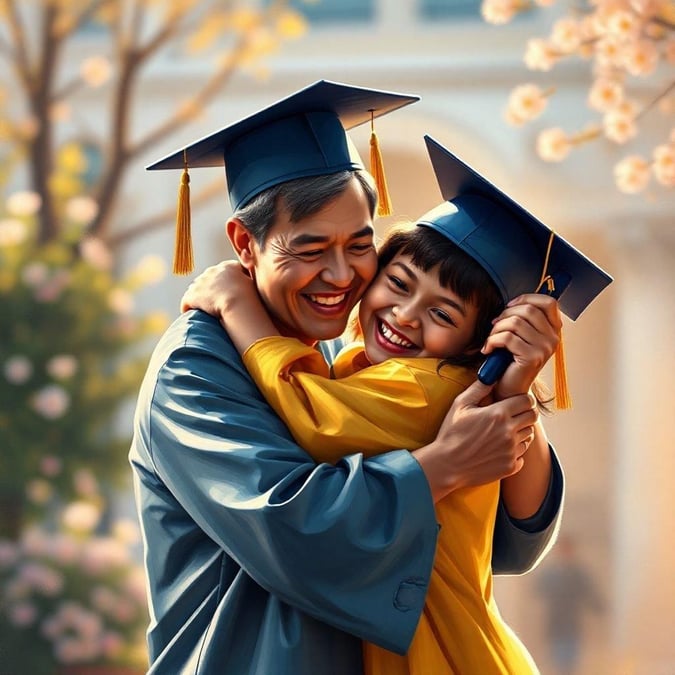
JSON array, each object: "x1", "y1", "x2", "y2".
[
  {"x1": 418, "y1": 0, "x2": 482, "y2": 19},
  {"x1": 281, "y1": 0, "x2": 374, "y2": 23}
]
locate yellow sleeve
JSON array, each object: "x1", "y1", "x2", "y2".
[{"x1": 242, "y1": 336, "x2": 473, "y2": 464}]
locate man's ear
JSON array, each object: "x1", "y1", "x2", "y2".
[{"x1": 226, "y1": 218, "x2": 256, "y2": 273}]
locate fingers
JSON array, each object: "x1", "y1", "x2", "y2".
[
  {"x1": 506, "y1": 294, "x2": 563, "y2": 330},
  {"x1": 456, "y1": 379, "x2": 495, "y2": 407}
]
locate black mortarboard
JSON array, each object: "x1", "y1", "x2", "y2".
[
  {"x1": 418, "y1": 135, "x2": 613, "y2": 409},
  {"x1": 147, "y1": 80, "x2": 419, "y2": 274},
  {"x1": 418, "y1": 135, "x2": 613, "y2": 321}
]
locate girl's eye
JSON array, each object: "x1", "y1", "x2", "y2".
[
  {"x1": 433, "y1": 308, "x2": 456, "y2": 326},
  {"x1": 387, "y1": 274, "x2": 407, "y2": 291}
]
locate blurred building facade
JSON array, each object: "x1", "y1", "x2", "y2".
[{"x1": 45, "y1": 1, "x2": 675, "y2": 673}]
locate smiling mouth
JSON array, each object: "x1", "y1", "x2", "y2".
[
  {"x1": 307, "y1": 293, "x2": 348, "y2": 306},
  {"x1": 378, "y1": 319, "x2": 416, "y2": 349}
]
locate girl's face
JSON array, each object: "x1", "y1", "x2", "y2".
[{"x1": 358, "y1": 253, "x2": 480, "y2": 365}]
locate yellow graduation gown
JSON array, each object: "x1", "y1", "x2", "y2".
[{"x1": 243, "y1": 336, "x2": 538, "y2": 675}]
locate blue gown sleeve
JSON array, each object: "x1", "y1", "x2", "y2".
[
  {"x1": 138, "y1": 312, "x2": 438, "y2": 653},
  {"x1": 491, "y1": 446, "x2": 564, "y2": 574}
]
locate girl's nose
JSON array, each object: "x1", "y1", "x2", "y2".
[{"x1": 392, "y1": 303, "x2": 420, "y2": 328}]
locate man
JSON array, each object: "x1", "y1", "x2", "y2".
[{"x1": 130, "y1": 81, "x2": 563, "y2": 674}]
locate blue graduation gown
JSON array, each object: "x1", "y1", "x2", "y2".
[{"x1": 129, "y1": 311, "x2": 563, "y2": 674}]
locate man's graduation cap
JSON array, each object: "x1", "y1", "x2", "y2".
[
  {"x1": 147, "y1": 80, "x2": 419, "y2": 274},
  {"x1": 418, "y1": 135, "x2": 613, "y2": 407}
]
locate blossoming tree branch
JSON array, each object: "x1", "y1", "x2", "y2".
[
  {"x1": 0, "y1": 0, "x2": 307, "y2": 248},
  {"x1": 481, "y1": 0, "x2": 675, "y2": 194}
]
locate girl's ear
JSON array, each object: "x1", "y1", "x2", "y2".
[{"x1": 227, "y1": 218, "x2": 256, "y2": 273}]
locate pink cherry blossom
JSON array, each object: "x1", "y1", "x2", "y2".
[
  {"x1": 6, "y1": 190, "x2": 42, "y2": 217},
  {"x1": 603, "y1": 109, "x2": 637, "y2": 143},
  {"x1": 622, "y1": 39, "x2": 659, "y2": 76},
  {"x1": 40, "y1": 455, "x2": 63, "y2": 477},
  {"x1": 61, "y1": 500, "x2": 101, "y2": 533},
  {"x1": 524, "y1": 38, "x2": 559, "y2": 71},
  {"x1": 536, "y1": 128, "x2": 571, "y2": 161},
  {"x1": 31, "y1": 384, "x2": 71, "y2": 419},
  {"x1": 46, "y1": 354, "x2": 79, "y2": 380},
  {"x1": 588, "y1": 78, "x2": 624, "y2": 112},
  {"x1": 614, "y1": 155, "x2": 651, "y2": 193},
  {"x1": 481, "y1": 0, "x2": 520, "y2": 25},
  {"x1": 652, "y1": 144, "x2": 675, "y2": 186},
  {"x1": 506, "y1": 84, "x2": 550, "y2": 125},
  {"x1": 550, "y1": 18, "x2": 582, "y2": 52},
  {"x1": 4, "y1": 355, "x2": 33, "y2": 384}
]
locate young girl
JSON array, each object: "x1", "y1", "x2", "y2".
[{"x1": 183, "y1": 221, "x2": 547, "y2": 675}]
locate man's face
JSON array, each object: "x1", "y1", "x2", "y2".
[{"x1": 248, "y1": 176, "x2": 378, "y2": 343}]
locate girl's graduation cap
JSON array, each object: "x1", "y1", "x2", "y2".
[
  {"x1": 147, "y1": 80, "x2": 419, "y2": 275},
  {"x1": 418, "y1": 135, "x2": 613, "y2": 408}
]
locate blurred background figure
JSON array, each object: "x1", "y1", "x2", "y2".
[{"x1": 535, "y1": 534, "x2": 605, "y2": 675}]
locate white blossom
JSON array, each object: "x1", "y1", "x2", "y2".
[
  {"x1": 614, "y1": 155, "x2": 651, "y2": 193},
  {"x1": 46, "y1": 354, "x2": 79, "y2": 380},
  {"x1": 6, "y1": 190, "x2": 42, "y2": 216},
  {"x1": 536, "y1": 128, "x2": 571, "y2": 161},
  {"x1": 31, "y1": 385, "x2": 71, "y2": 419},
  {"x1": 505, "y1": 84, "x2": 549, "y2": 125},
  {"x1": 80, "y1": 236, "x2": 113, "y2": 271},
  {"x1": 0, "y1": 218, "x2": 28, "y2": 247},
  {"x1": 62, "y1": 500, "x2": 101, "y2": 534},
  {"x1": 652, "y1": 143, "x2": 675, "y2": 187},
  {"x1": 4, "y1": 355, "x2": 33, "y2": 384},
  {"x1": 80, "y1": 56, "x2": 112, "y2": 87},
  {"x1": 21, "y1": 262, "x2": 49, "y2": 287},
  {"x1": 65, "y1": 196, "x2": 99, "y2": 224}
]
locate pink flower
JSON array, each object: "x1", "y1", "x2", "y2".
[
  {"x1": 26, "y1": 479, "x2": 53, "y2": 505},
  {"x1": 588, "y1": 78, "x2": 624, "y2": 112},
  {"x1": 0, "y1": 540, "x2": 19, "y2": 568},
  {"x1": 62, "y1": 500, "x2": 101, "y2": 533},
  {"x1": 80, "y1": 56, "x2": 112, "y2": 87},
  {"x1": 8, "y1": 602, "x2": 37, "y2": 627},
  {"x1": 46, "y1": 354, "x2": 78, "y2": 380},
  {"x1": 40, "y1": 455, "x2": 63, "y2": 477},
  {"x1": 481, "y1": 0, "x2": 520, "y2": 24},
  {"x1": 73, "y1": 469, "x2": 99, "y2": 498},
  {"x1": 21, "y1": 261, "x2": 49, "y2": 287},
  {"x1": 652, "y1": 143, "x2": 675, "y2": 186},
  {"x1": 65, "y1": 196, "x2": 99, "y2": 224},
  {"x1": 524, "y1": 38, "x2": 559, "y2": 71},
  {"x1": 603, "y1": 110, "x2": 637, "y2": 143},
  {"x1": 107, "y1": 287, "x2": 134, "y2": 314},
  {"x1": 80, "y1": 236, "x2": 113, "y2": 271},
  {"x1": 614, "y1": 155, "x2": 651, "y2": 193},
  {"x1": 19, "y1": 561, "x2": 64, "y2": 595},
  {"x1": 31, "y1": 384, "x2": 71, "y2": 419},
  {"x1": 550, "y1": 18, "x2": 582, "y2": 52},
  {"x1": 536, "y1": 128, "x2": 571, "y2": 161},
  {"x1": 605, "y1": 9, "x2": 640, "y2": 41},
  {"x1": 4, "y1": 355, "x2": 33, "y2": 384},
  {"x1": 6, "y1": 190, "x2": 42, "y2": 217},
  {"x1": 622, "y1": 39, "x2": 659, "y2": 76},
  {"x1": 505, "y1": 84, "x2": 550, "y2": 125},
  {"x1": 0, "y1": 218, "x2": 28, "y2": 247}
]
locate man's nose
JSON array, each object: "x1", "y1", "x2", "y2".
[{"x1": 321, "y1": 249, "x2": 354, "y2": 287}]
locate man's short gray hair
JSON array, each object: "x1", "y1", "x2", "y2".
[{"x1": 233, "y1": 170, "x2": 377, "y2": 247}]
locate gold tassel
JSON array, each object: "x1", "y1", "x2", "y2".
[
  {"x1": 173, "y1": 152, "x2": 194, "y2": 275},
  {"x1": 369, "y1": 112, "x2": 392, "y2": 217},
  {"x1": 553, "y1": 327, "x2": 572, "y2": 410}
]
